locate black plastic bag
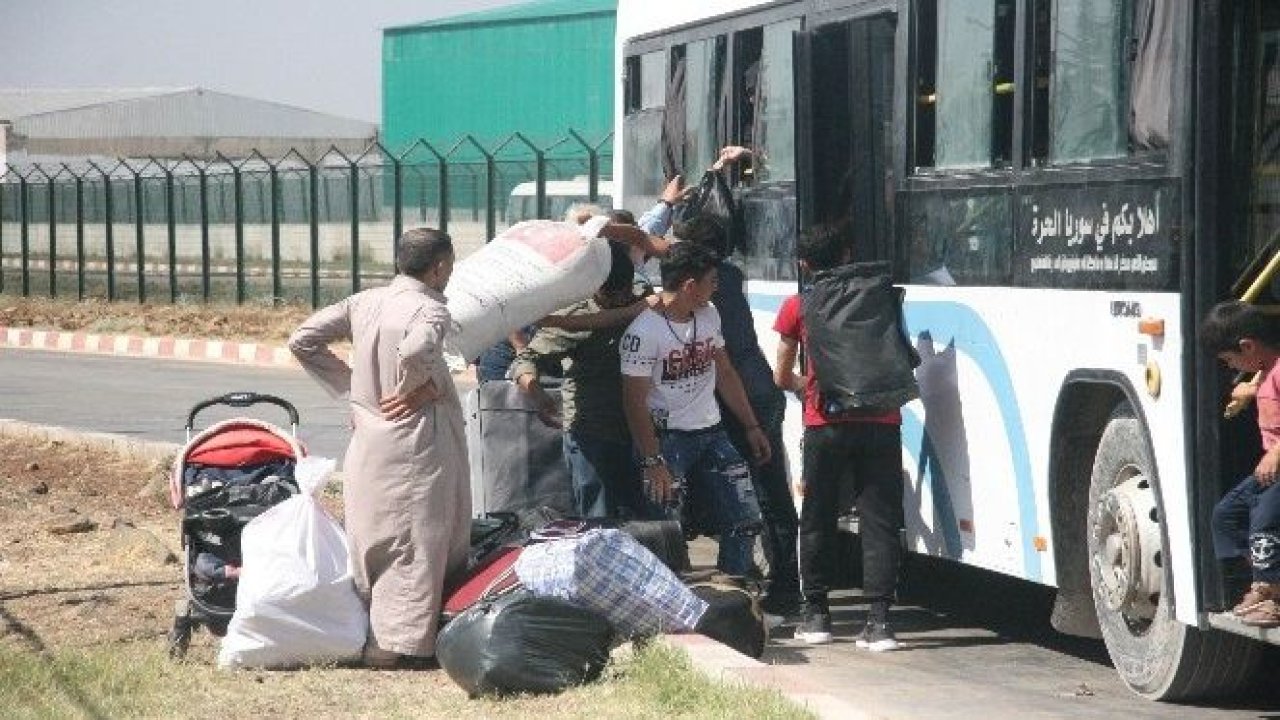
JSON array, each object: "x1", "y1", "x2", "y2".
[
  {"x1": 673, "y1": 170, "x2": 743, "y2": 257},
  {"x1": 436, "y1": 588, "x2": 614, "y2": 697},
  {"x1": 689, "y1": 582, "x2": 766, "y2": 658},
  {"x1": 803, "y1": 261, "x2": 920, "y2": 413}
]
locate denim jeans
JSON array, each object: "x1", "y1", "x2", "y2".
[
  {"x1": 659, "y1": 426, "x2": 763, "y2": 575},
  {"x1": 800, "y1": 422, "x2": 904, "y2": 603},
  {"x1": 1213, "y1": 474, "x2": 1280, "y2": 583},
  {"x1": 723, "y1": 397, "x2": 799, "y2": 594},
  {"x1": 563, "y1": 431, "x2": 643, "y2": 519}
]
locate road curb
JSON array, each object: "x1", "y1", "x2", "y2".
[
  {"x1": 0, "y1": 324, "x2": 480, "y2": 383},
  {"x1": 0, "y1": 325, "x2": 297, "y2": 368},
  {"x1": 660, "y1": 634, "x2": 873, "y2": 720},
  {"x1": 0, "y1": 418, "x2": 181, "y2": 465}
]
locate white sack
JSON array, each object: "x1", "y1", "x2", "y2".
[
  {"x1": 444, "y1": 217, "x2": 612, "y2": 362},
  {"x1": 218, "y1": 457, "x2": 367, "y2": 669}
]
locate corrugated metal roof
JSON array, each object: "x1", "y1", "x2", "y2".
[
  {"x1": 386, "y1": 0, "x2": 615, "y2": 33},
  {"x1": 5, "y1": 88, "x2": 376, "y2": 140},
  {"x1": 0, "y1": 88, "x2": 188, "y2": 122}
]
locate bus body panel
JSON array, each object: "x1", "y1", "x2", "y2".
[{"x1": 743, "y1": 277, "x2": 1198, "y2": 623}]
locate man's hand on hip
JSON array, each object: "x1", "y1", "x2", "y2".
[{"x1": 380, "y1": 379, "x2": 442, "y2": 420}]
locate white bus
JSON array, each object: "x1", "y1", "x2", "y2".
[{"x1": 615, "y1": 0, "x2": 1279, "y2": 701}]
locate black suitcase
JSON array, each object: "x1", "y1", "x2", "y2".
[
  {"x1": 528, "y1": 517, "x2": 690, "y2": 573},
  {"x1": 465, "y1": 380, "x2": 575, "y2": 517}
]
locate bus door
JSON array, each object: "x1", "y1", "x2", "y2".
[
  {"x1": 794, "y1": 14, "x2": 897, "y2": 266},
  {"x1": 1198, "y1": 0, "x2": 1280, "y2": 611}
]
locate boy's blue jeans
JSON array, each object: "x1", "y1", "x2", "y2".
[
  {"x1": 658, "y1": 425, "x2": 763, "y2": 575},
  {"x1": 1212, "y1": 474, "x2": 1280, "y2": 583}
]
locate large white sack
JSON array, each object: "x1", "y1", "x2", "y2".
[
  {"x1": 444, "y1": 217, "x2": 612, "y2": 362},
  {"x1": 218, "y1": 457, "x2": 367, "y2": 669}
]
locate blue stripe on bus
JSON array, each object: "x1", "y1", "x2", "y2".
[{"x1": 902, "y1": 301, "x2": 1042, "y2": 581}]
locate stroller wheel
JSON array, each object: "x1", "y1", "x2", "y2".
[{"x1": 168, "y1": 597, "x2": 193, "y2": 660}]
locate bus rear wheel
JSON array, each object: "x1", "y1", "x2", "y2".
[{"x1": 1087, "y1": 409, "x2": 1261, "y2": 701}]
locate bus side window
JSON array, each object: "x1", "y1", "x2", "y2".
[
  {"x1": 911, "y1": 0, "x2": 1016, "y2": 171},
  {"x1": 623, "y1": 49, "x2": 668, "y2": 212},
  {"x1": 734, "y1": 28, "x2": 763, "y2": 183},
  {"x1": 1028, "y1": 0, "x2": 1135, "y2": 165}
]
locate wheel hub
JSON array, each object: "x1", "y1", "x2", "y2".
[{"x1": 1092, "y1": 471, "x2": 1163, "y2": 623}]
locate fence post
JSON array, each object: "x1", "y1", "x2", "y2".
[
  {"x1": 222, "y1": 154, "x2": 245, "y2": 305},
  {"x1": 130, "y1": 162, "x2": 146, "y2": 303},
  {"x1": 349, "y1": 154, "x2": 360, "y2": 294},
  {"x1": 438, "y1": 156, "x2": 449, "y2": 233},
  {"x1": 308, "y1": 159, "x2": 320, "y2": 309},
  {"x1": 196, "y1": 160, "x2": 210, "y2": 302},
  {"x1": 44, "y1": 167, "x2": 57, "y2": 298},
  {"x1": 70, "y1": 167, "x2": 85, "y2": 300},
  {"x1": 568, "y1": 129, "x2": 601, "y2": 202},
  {"x1": 392, "y1": 155, "x2": 403, "y2": 263},
  {"x1": 270, "y1": 159, "x2": 282, "y2": 303},
  {"x1": 88, "y1": 162, "x2": 116, "y2": 301},
  {"x1": 163, "y1": 161, "x2": 177, "y2": 303},
  {"x1": 18, "y1": 170, "x2": 29, "y2": 296}
]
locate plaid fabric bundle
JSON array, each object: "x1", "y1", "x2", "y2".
[{"x1": 515, "y1": 529, "x2": 708, "y2": 637}]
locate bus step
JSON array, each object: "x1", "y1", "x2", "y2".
[{"x1": 1206, "y1": 611, "x2": 1280, "y2": 645}]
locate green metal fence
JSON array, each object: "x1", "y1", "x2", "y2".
[{"x1": 0, "y1": 130, "x2": 614, "y2": 308}]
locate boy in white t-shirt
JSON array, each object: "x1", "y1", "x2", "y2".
[{"x1": 620, "y1": 241, "x2": 769, "y2": 575}]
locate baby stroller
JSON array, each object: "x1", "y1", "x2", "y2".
[{"x1": 166, "y1": 392, "x2": 305, "y2": 659}]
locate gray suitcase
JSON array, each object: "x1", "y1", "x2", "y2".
[{"x1": 465, "y1": 380, "x2": 575, "y2": 518}]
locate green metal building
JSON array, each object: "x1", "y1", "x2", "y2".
[{"x1": 381, "y1": 0, "x2": 617, "y2": 153}]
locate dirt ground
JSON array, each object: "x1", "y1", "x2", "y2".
[
  {"x1": 0, "y1": 296, "x2": 311, "y2": 344},
  {"x1": 0, "y1": 433, "x2": 809, "y2": 720},
  {"x1": 0, "y1": 434, "x2": 177, "y2": 648}
]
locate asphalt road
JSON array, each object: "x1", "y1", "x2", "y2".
[
  {"x1": 4, "y1": 348, "x2": 1278, "y2": 718},
  {"x1": 0, "y1": 349, "x2": 354, "y2": 459}
]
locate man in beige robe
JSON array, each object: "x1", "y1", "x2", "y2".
[{"x1": 288, "y1": 227, "x2": 470, "y2": 667}]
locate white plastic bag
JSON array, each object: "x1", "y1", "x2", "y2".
[
  {"x1": 444, "y1": 217, "x2": 613, "y2": 362},
  {"x1": 217, "y1": 457, "x2": 367, "y2": 669}
]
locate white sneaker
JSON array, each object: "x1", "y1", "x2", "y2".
[
  {"x1": 855, "y1": 622, "x2": 900, "y2": 652},
  {"x1": 794, "y1": 606, "x2": 833, "y2": 645}
]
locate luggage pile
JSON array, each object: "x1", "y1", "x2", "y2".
[{"x1": 436, "y1": 515, "x2": 766, "y2": 697}]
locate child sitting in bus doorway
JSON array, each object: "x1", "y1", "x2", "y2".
[
  {"x1": 1199, "y1": 301, "x2": 1280, "y2": 628},
  {"x1": 773, "y1": 223, "x2": 906, "y2": 650}
]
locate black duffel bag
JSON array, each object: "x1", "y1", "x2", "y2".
[
  {"x1": 436, "y1": 588, "x2": 614, "y2": 697},
  {"x1": 689, "y1": 581, "x2": 766, "y2": 658}
]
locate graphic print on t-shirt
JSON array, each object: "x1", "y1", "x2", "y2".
[{"x1": 662, "y1": 339, "x2": 715, "y2": 382}]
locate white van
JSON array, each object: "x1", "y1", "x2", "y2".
[{"x1": 505, "y1": 177, "x2": 615, "y2": 224}]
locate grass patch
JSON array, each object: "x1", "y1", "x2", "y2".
[
  {"x1": 598, "y1": 642, "x2": 816, "y2": 719},
  {"x1": 0, "y1": 641, "x2": 813, "y2": 720},
  {"x1": 0, "y1": 644, "x2": 167, "y2": 720}
]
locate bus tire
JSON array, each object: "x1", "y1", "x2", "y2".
[{"x1": 1088, "y1": 409, "x2": 1262, "y2": 701}]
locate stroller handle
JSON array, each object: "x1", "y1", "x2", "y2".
[{"x1": 185, "y1": 392, "x2": 300, "y2": 433}]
